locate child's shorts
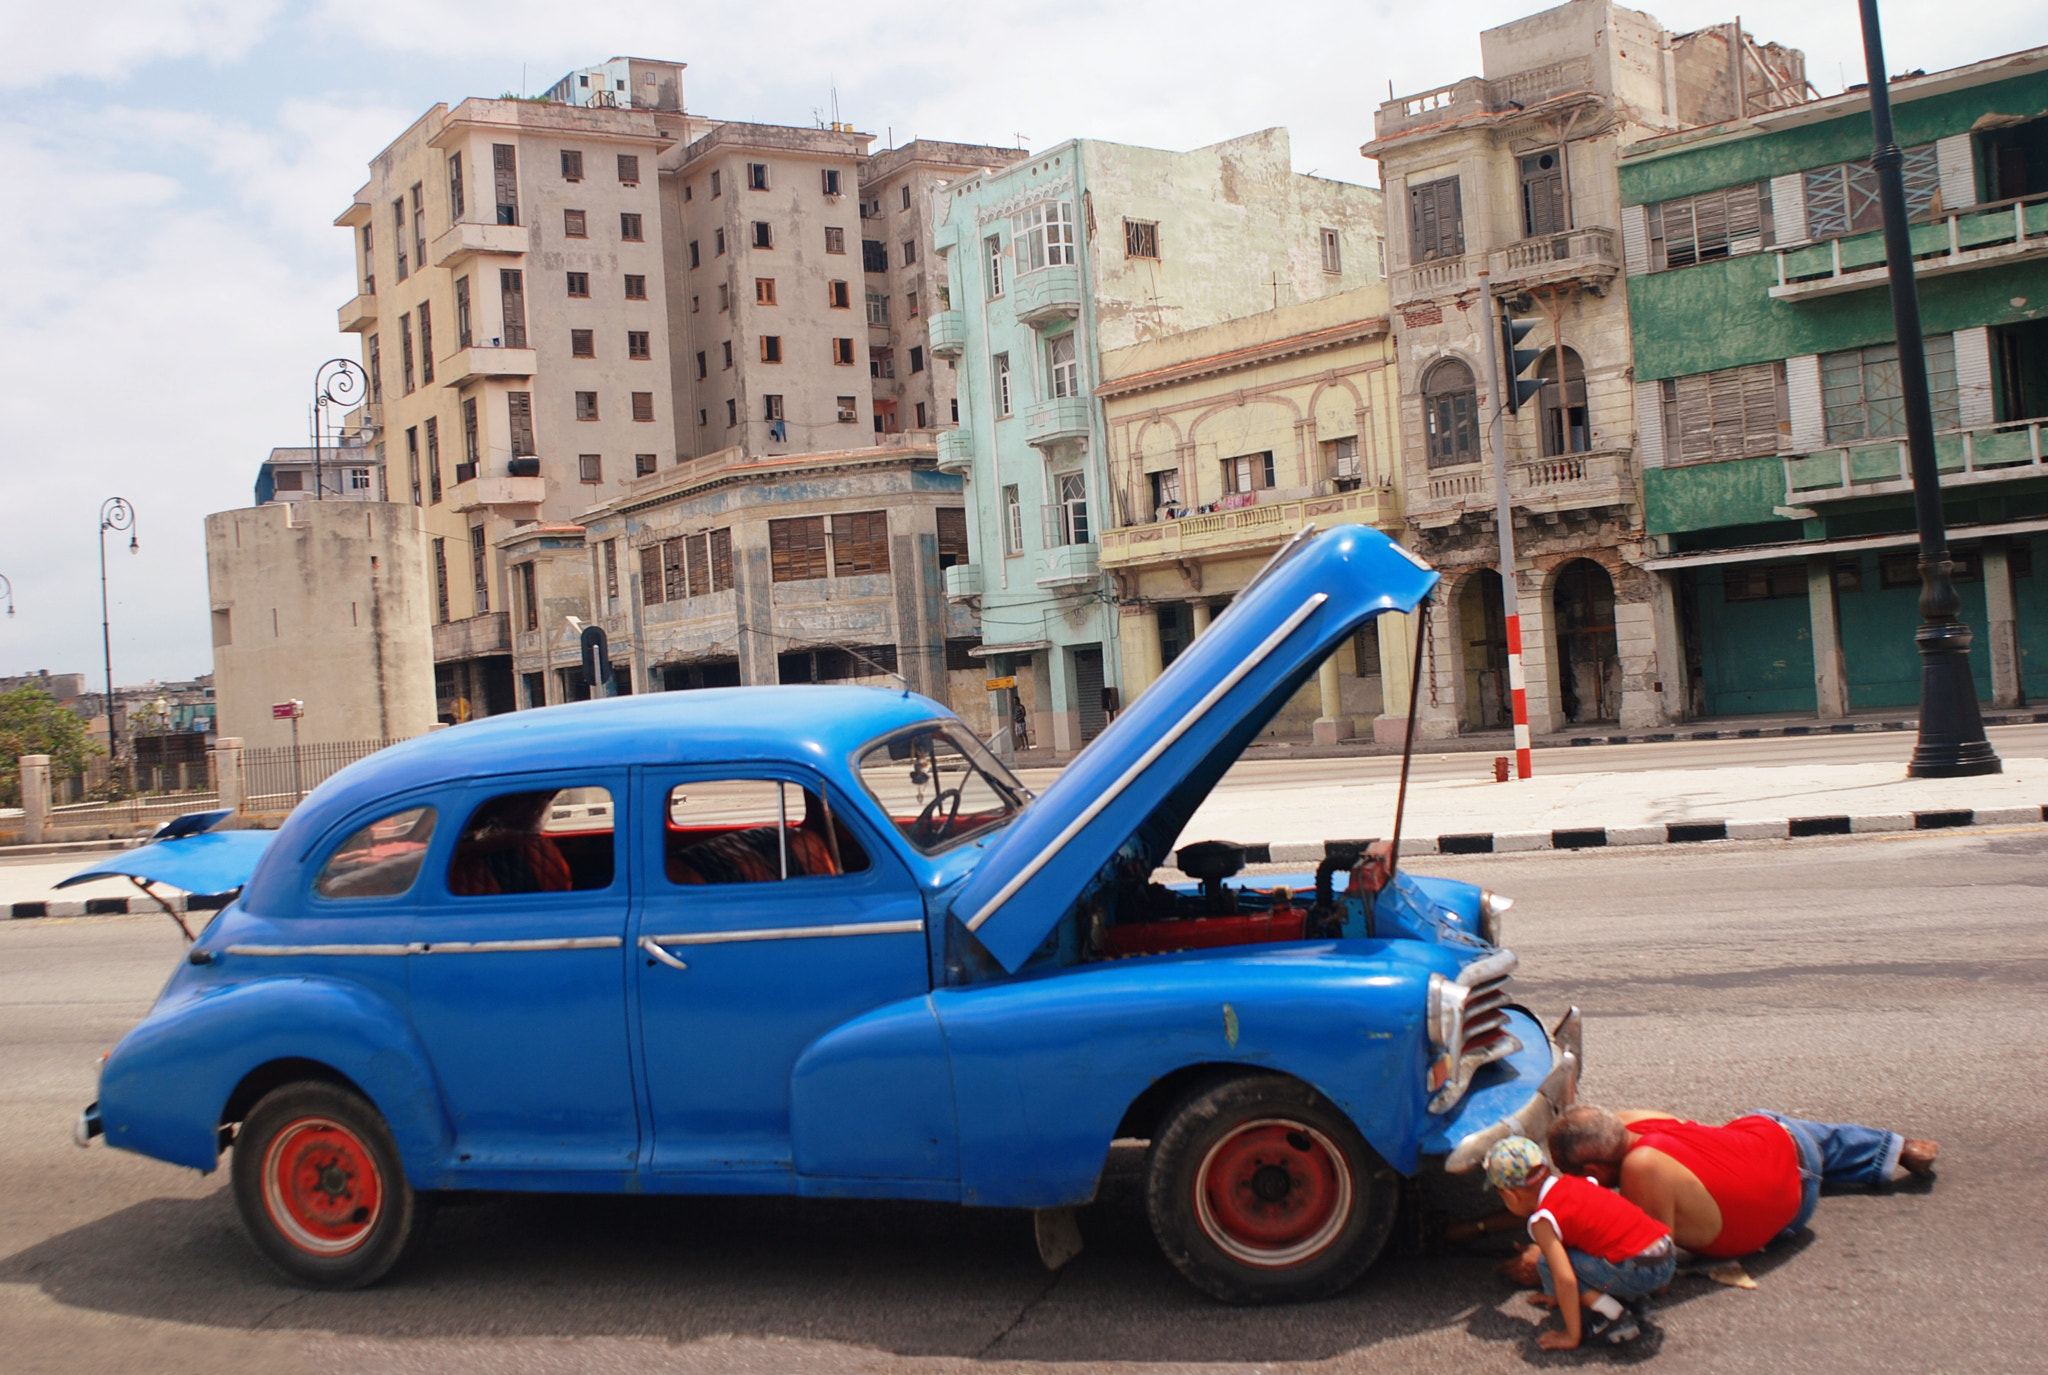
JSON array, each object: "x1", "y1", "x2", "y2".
[{"x1": 1538, "y1": 1237, "x2": 1676, "y2": 1301}]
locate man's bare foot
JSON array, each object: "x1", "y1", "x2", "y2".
[{"x1": 1901, "y1": 1139, "x2": 1939, "y2": 1178}]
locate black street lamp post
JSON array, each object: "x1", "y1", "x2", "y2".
[
  {"x1": 0, "y1": 573, "x2": 14, "y2": 618},
  {"x1": 98, "y1": 498, "x2": 138, "y2": 767},
  {"x1": 312, "y1": 358, "x2": 370, "y2": 500},
  {"x1": 1857, "y1": 0, "x2": 2001, "y2": 778}
]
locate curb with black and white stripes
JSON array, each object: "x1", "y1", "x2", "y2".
[
  {"x1": 1258, "y1": 803, "x2": 2048, "y2": 863},
  {"x1": 1561, "y1": 709, "x2": 2048, "y2": 749},
  {"x1": 8, "y1": 892, "x2": 235, "y2": 920}
]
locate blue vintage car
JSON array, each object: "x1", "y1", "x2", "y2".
[{"x1": 72, "y1": 525, "x2": 1579, "y2": 1303}]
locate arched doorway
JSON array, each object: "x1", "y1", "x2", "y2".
[
  {"x1": 1554, "y1": 559, "x2": 1620, "y2": 723},
  {"x1": 1537, "y1": 347, "x2": 1589, "y2": 457},
  {"x1": 1457, "y1": 571, "x2": 1510, "y2": 730}
]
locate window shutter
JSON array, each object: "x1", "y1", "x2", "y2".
[
  {"x1": 640, "y1": 546, "x2": 664, "y2": 605},
  {"x1": 710, "y1": 528, "x2": 734, "y2": 591},
  {"x1": 1953, "y1": 325, "x2": 1994, "y2": 428},
  {"x1": 1739, "y1": 363, "x2": 1786, "y2": 456},
  {"x1": 686, "y1": 533, "x2": 710, "y2": 597},
  {"x1": 1634, "y1": 379, "x2": 1666, "y2": 467},
  {"x1": 1770, "y1": 173, "x2": 1807, "y2": 245},
  {"x1": 662, "y1": 537, "x2": 688, "y2": 600},
  {"x1": 1785, "y1": 354, "x2": 1826, "y2": 451},
  {"x1": 1620, "y1": 204, "x2": 1651, "y2": 276},
  {"x1": 1936, "y1": 134, "x2": 1977, "y2": 213}
]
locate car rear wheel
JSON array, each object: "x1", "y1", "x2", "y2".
[
  {"x1": 1145, "y1": 1074, "x2": 1397, "y2": 1304},
  {"x1": 230, "y1": 1081, "x2": 426, "y2": 1288}
]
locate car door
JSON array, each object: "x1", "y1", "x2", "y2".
[
  {"x1": 631, "y1": 768, "x2": 928, "y2": 1180},
  {"x1": 406, "y1": 770, "x2": 638, "y2": 1177}
]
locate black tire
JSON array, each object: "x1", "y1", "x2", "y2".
[
  {"x1": 1144, "y1": 1074, "x2": 1398, "y2": 1304},
  {"x1": 230, "y1": 1081, "x2": 427, "y2": 1288}
]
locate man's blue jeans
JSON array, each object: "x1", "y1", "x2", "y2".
[{"x1": 1749, "y1": 1111, "x2": 1905, "y2": 1238}]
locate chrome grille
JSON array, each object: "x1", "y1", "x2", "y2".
[{"x1": 1427, "y1": 949, "x2": 1524, "y2": 1114}]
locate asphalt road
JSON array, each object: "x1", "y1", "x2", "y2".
[{"x1": 4, "y1": 824, "x2": 2045, "y2": 1373}]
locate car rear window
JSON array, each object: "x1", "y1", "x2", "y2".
[
  {"x1": 315, "y1": 806, "x2": 437, "y2": 898},
  {"x1": 856, "y1": 723, "x2": 1028, "y2": 853},
  {"x1": 448, "y1": 786, "x2": 615, "y2": 895}
]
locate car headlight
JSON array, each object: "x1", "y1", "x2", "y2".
[{"x1": 1478, "y1": 891, "x2": 1513, "y2": 947}]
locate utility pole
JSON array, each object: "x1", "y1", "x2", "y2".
[
  {"x1": 1477, "y1": 269, "x2": 1532, "y2": 779},
  {"x1": 1857, "y1": 0, "x2": 2000, "y2": 777}
]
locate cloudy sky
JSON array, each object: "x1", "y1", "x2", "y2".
[{"x1": 1, "y1": 0, "x2": 2039, "y2": 685}]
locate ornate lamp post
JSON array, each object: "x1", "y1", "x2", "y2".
[
  {"x1": 0, "y1": 573, "x2": 14, "y2": 618},
  {"x1": 312, "y1": 358, "x2": 370, "y2": 500},
  {"x1": 98, "y1": 498, "x2": 138, "y2": 764},
  {"x1": 1857, "y1": 0, "x2": 2000, "y2": 777}
]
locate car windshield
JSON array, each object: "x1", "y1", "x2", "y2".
[{"x1": 856, "y1": 722, "x2": 1030, "y2": 853}]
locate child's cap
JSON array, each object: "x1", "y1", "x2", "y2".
[{"x1": 1484, "y1": 1135, "x2": 1548, "y2": 1189}]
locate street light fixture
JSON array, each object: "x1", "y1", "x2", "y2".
[
  {"x1": 1856, "y1": 0, "x2": 2001, "y2": 778},
  {"x1": 312, "y1": 358, "x2": 370, "y2": 501},
  {"x1": 98, "y1": 498, "x2": 138, "y2": 766},
  {"x1": 0, "y1": 573, "x2": 14, "y2": 618}
]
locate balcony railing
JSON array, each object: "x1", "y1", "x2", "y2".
[
  {"x1": 1783, "y1": 419, "x2": 2047, "y2": 503},
  {"x1": 927, "y1": 309, "x2": 967, "y2": 357},
  {"x1": 430, "y1": 220, "x2": 531, "y2": 269},
  {"x1": 936, "y1": 427, "x2": 974, "y2": 474},
  {"x1": 1012, "y1": 264, "x2": 1082, "y2": 326},
  {"x1": 1035, "y1": 541, "x2": 1099, "y2": 589},
  {"x1": 1100, "y1": 486, "x2": 1399, "y2": 568},
  {"x1": 1771, "y1": 192, "x2": 2048, "y2": 301},
  {"x1": 1375, "y1": 56, "x2": 1597, "y2": 139},
  {"x1": 1412, "y1": 448, "x2": 1632, "y2": 519},
  {"x1": 1024, "y1": 396, "x2": 1091, "y2": 448},
  {"x1": 1393, "y1": 227, "x2": 1620, "y2": 304}
]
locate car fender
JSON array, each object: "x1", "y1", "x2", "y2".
[
  {"x1": 98, "y1": 975, "x2": 451, "y2": 1180},
  {"x1": 932, "y1": 942, "x2": 1442, "y2": 1209},
  {"x1": 789, "y1": 993, "x2": 959, "y2": 1191}
]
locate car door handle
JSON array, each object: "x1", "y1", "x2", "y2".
[{"x1": 638, "y1": 936, "x2": 689, "y2": 971}]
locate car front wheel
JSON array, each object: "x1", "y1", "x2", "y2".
[
  {"x1": 230, "y1": 1081, "x2": 427, "y2": 1288},
  {"x1": 1145, "y1": 1074, "x2": 1397, "y2": 1304}
]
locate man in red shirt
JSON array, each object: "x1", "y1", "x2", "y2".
[{"x1": 1547, "y1": 1106, "x2": 1938, "y2": 1259}]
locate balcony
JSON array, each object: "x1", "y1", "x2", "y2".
[
  {"x1": 338, "y1": 292, "x2": 377, "y2": 333},
  {"x1": 1099, "y1": 487, "x2": 1400, "y2": 569},
  {"x1": 1024, "y1": 396, "x2": 1091, "y2": 449},
  {"x1": 432, "y1": 611, "x2": 511, "y2": 663},
  {"x1": 1373, "y1": 56, "x2": 1597, "y2": 141},
  {"x1": 927, "y1": 309, "x2": 968, "y2": 358},
  {"x1": 936, "y1": 427, "x2": 975, "y2": 474},
  {"x1": 430, "y1": 220, "x2": 530, "y2": 269},
  {"x1": 1770, "y1": 193, "x2": 2048, "y2": 301},
  {"x1": 1408, "y1": 448, "x2": 1633, "y2": 525},
  {"x1": 451, "y1": 474, "x2": 547, "y2": 513},
  {"x1": 1012, "y1": 264, "x2": 1082, "y2": 326},
  {"x1": 1035, "y1": 542, "x2": 1100, "y2": 589},
  {"x1": 1392, "y1": 228, "x2": 1621, "y2": 306},
  {"x1": 1783, "y1": 420, "x2": 2048, "y2": 503},
  {"x1": 943, "y1": 562, "x2": 983, "y2": 601},
  {"x1": 441, "y1": 345, "x2": 537, "y2": 389}
]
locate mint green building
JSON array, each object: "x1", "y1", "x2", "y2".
[
  {"x1": 927, "y1": 132, "x2": 1382, "y2": 753},
  {"x1": 1618, "y1": 45, "x2": 2048, "y2": 717}
]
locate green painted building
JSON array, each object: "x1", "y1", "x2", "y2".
[{"x1": 1617, "y1": 44, "x2": 2048, "y2": 718}]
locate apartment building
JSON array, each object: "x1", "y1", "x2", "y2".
[
  {"x1": 857, "y1": 141, "x2": 1029, "y2": 434},
  {"x1": 933, "y1": 130, "x2": 1383, "y2": 754},
  {"x1": 336, "y1": 65, "x2": 694, "y2": 724},
  {"x1": 1619, "y1": 44, "x2": 2048, "y2": 717},
  {"x1": 253, "y1": 444, "x2": 381, "y2": 505},
  {"x1": 1095, "y1": 285, "x2": 1407, "y2": 743},
  {"x1": 1364, "y1": 0, "x2": 1809, "y2": 737}
]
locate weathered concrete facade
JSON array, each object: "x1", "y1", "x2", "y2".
[
  {"x1": 1096, "y1": 285, "x2": 1410, "y2": 741},
  {"x1": 1620, "y1": 44, "x2": 2048, "y2": 715},
  {"x1": 1365, "y1": 0, "x2": 1808, "y2": 737},
  {"x1": 204, "y1": 502, "x2": 437, "y2": 748},
  {"x1": 933, "y1": 130, "x2": 1384, "y2": 755}
]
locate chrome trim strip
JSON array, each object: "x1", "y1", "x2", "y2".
[
  {"x1": 964, "y1": 591, "x2": 1329, "y2": 932},
  {"x1": 225, "y1": 937, "x2": 623, "y2": 957},
  {"x1": 643, "y1": 919, "x2": 924, "y2": 947}
]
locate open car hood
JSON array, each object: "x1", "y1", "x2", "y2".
[
  {"x1": 58, "y1": 824, "x2": 274, "y2": 896},
  {"x1": 950, "y1": 524, "x2": 1437, "y2": 972}
]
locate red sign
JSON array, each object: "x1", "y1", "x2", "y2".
[{"x1": 272, "y1": 700, "x2": 303, "y2": 720}]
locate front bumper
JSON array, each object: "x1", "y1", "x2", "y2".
[
  {"x1": 1420, "y1": 1005, "x2": 1581, "y2": 1172},
  {"x1": 74, "y1": 1100, "x2": 102, "y2": 1148}
]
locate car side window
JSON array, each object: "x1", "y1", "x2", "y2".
[
  {"x1": 315, "y1": 806, "x2": 437, "y2": 899},
  {"x1": 448, "y1": 786, "x2": 615, "y2": 896},
  {"x1": 664, "y1": 780, "x2": 870, "y2": 885}
]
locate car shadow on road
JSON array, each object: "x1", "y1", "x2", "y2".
[{"x1": 2, "y1": 1174, "x2": 1636, "y2": 1364}]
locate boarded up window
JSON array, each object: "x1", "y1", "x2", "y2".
[
  {"x1": 632, "y1": 391, "x2": 655, "y2": 422},
  {"x1": 661, "y1": 537, "x2": 689, "y2": 600},
  {"x1": 640, "y1": 544, "x2": 663, "y2": 605},
  {"x1": 507, "y1": 391, "x2": 535, "y2": 456},
  {"x1": 686, "y1": 533, "x2": 711, "y2": 597},
  {"x1": 1661, "y1": 362, "x2": 1789, "y2": 464},
  {"x1": 1650, "y1": 182, "x2": 1771, "y2": 269},
  {"x1": 1408, "y1": 177, "x2": 1464, "y2": 261},
  {"x1": 709, "y1": 528, "x2": 734, "y2": 591},
  {"x1": 617, "y1": 153, "x2": 640, "y2": 183},
  {"x1": 1804, "y1": 145, "x2": 1939, "y2": 239},
  {"x1": 936, "y1": 507, "x2": 969, "y2": 568},
  {"x1": 770, "y1": 516, "x2": 829, "y2": 582},
  {"x1": 834, "y1": 511, "x2": 890, "y2": 575}
]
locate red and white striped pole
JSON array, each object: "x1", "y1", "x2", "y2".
[{"x1": 1478, "y1": 268, "x2": 1533, "y2": 780}]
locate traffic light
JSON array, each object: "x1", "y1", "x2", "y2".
[{"x1": 1500, "y1": 310, "x2": 1544, "y2": 415}]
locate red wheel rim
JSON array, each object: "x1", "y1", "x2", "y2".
[
  {"x1": 1193, "y1": 1118, "x2": 1353, "y2": 1268},
  {"x1": 261, "y1": 1116, "x2": 384, "y2": 1257}
]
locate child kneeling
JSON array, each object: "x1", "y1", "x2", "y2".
[{"x1": 1485, "y1": 1135, "x2": 1676, "y2": 1348}]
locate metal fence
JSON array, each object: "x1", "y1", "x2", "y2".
[
  {"x1": 50, "y1": 790, "x2": 222, "y2": 828},
  {"x1": 243, "y1": 738, "x2": 405, "y2": 812}
]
